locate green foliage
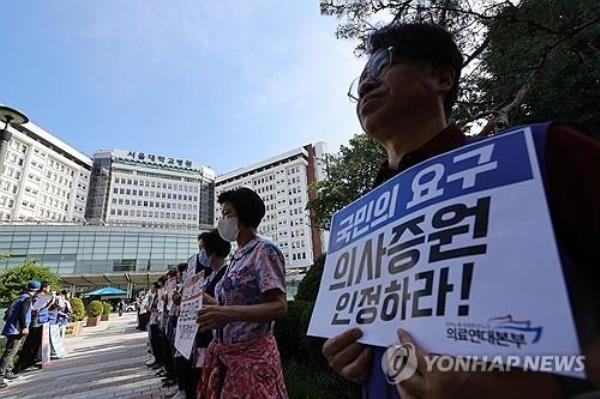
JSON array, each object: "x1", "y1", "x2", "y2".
[
  {"x1": 307, "y1": 134, "x2": 386, "y2": 229},
  {"x1": 479, "y1": 0, "x2": 600, "y2": 138},
  {"x1": 87, "y1": 300, "x2": 103, "y2": 318},
  {"x1": 320, "y1": 0, "x2": 600, "y2": 138},
  {"x1": 275, "y1": 300, "x2": 359, "y2": 399},
  {"x1": 275, "y1": 300, "x2": 320, "y2": 362},
  {"x1": 102, "y1": 302, "x2": 111, "y2": 315},
  {"x1": 0, "y1": 261, "x2": 61, "y2": 306},
  {"x1": 70, "y1": 297, "x2": 86, "y2": 322},
  {"x1": 283, "y1": 358, "x2": 360, "y2": 399},
  {"x1": 295, "y1": 255, "x2": 326, "y2": 303}
]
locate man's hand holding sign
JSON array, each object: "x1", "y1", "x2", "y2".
[
  {"x1": 307, "y1": 19, "x2": 600, "y2": 398},
  {"x1": 309, "y1": 126, "x2": 585, "y2": 397}
]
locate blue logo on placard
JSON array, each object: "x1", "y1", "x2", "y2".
[
  {"x1": 487, "y1": 315, "x2": 543, "y2": 344},
  {"x1": 446, "y1": 315, "x2": 543, "y2": 349}
]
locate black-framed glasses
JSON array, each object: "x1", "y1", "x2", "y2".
[{"x1": 348, "y1": 46, "x2": 395, "y2": 103}]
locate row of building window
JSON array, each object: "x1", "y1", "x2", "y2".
[
  {"x1": 112, "y1": 188, "x2": 198, "y2": 202},
  {"x1": 109, "y1": 220, "x2": 199, "y2": 230},
  {"x1": 289, "y1": 252, "x2": 307, "y2": 261},
  {"x1": 110, "y1": 208, "x2": 198, "y2": 220},
  {"x1": 8, "y1": 140, "x2": 27, "y2": 153},
  {"x1": 0, "y1": 196, "x2": 15, "y2": 208},
  {"x1": 45, "y1": 170, "x2": 74, "y2": 187},
  {"x1": 113, "y1": 176, "x2": 198, "y2": 193},
  {"x1": 27, "y1": 172, "x2": 42, "y2": 183},
  {"x1": 5, "y1": 151, "x2": 24, "y2": 167},
  {"x1": 2, "y1": 166, "x2": 21, "y2": 181},
  {"x1": 36, "y1": 207, "x2": 69, "y2": 220},
  {"x1": 44, "y1": 182, "x2": 70, "y2": 200},
  {"x1": 277, "y1": 207, "x2": 306, "y2": 216},
  {"x1": 47, "y1": 158, "x2": 75, "y2": 177},
  {"x1": 1, "y1": 181, "x2": 18, "y2": 195},
  {"x1": 111, "y1": 197, "x2": 197, "y2": 211},
  {"x1": 135, "y1": 170, "x2": 202, "y2": 184}
]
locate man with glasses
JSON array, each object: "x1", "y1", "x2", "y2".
[{"x1": 322, "y1": 22, "x2": 599, "y2": 398}]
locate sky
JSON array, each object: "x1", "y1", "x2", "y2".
[{"x1": 1, "y1": 1, "x2": 371, "y2": 174}]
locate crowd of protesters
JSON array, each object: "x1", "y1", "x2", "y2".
[
  {"x1": 133, "y1": 20, "x2": 600, "y2": 399},
  {"x1": 0, "y1": 281, "x2": 72, "y2": 389},
  {"x1": 0, "y1": 20, "x2": 597, "y2": 399},
  {"x1": 137, "y1": 187, "x2": 289, "y2": 399}
]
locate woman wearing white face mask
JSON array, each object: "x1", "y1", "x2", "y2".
[{"x1": 197, "y1": 187, "x2": 288, "y2": 398}]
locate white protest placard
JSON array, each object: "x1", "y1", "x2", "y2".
[
  {"x1": 41, "y1": 323, "x2": 50, "y2": 368},
  {"x1": 49, "y1": 324, "x2": 66, "y2": 358},
  {"x1": 174, "y1": 272, "x2": 204, "y2": 359},
  {"x1": 165, "y1": 277, "x2": 177, "y2": 313},
  {"x1": 32, "y1": 294, "x2": 53, "y2": 311},
  {"x1": 183, "y1": 254, "x2": 199, "y2": 283},
  {"x1": 308, "y1": 125, "x2": 583, "y2": 377}
]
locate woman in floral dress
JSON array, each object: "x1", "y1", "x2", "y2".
[{"x1": 197, "y1": 187, "x2": 288, "y2": 399}]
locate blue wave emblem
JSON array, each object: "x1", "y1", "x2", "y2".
[{"x1": 487, "y1": 315, "x2": 543, "y2": 343}]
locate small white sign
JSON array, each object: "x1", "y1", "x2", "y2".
[{"x1": 174, "y1": 272, "x2": 204, "y2": 359}]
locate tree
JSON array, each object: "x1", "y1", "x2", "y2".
[
  {"x1": 0, "y1": 261, "x2": 61, "y2": 306},
  {"x1": 477, "y1": 0, "x2": 600, "y2": 137},
  {"x1": 320, "y1": 0, "x2": 600, "y2": 137},
  {"x1": 307, "y1": 134, "x2": 385, "y2": 229},
  {"x1": 295, "y1": 255, "x2": 327, "y2": 302}
]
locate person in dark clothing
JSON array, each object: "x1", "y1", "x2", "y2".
[
  {"x1": 147, "y1": 282, "x2": 164, "y2": 370},
  {"x1": 14, "y1": 281, "x2": 54, "y2": 374},
  {"x1": 322, "y1": 22, "x2": 600, "y2": 399},
  {"x1": 0, "y1": 280, "x2": 39, "y2": 389},
  {"x1": 165, "y1": 230, "x2": 231, "y2": 399},
  {"x1": 160, "y1": 270, "x2": 178, "y2": 388},
  {"x1": 188, "y1": 229, "x2": 231, "y2": 399},
  {"x1": 118, "y1": 301, "x2": 124, "y2": 317}
]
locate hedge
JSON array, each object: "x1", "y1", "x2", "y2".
[
  {"x1": 87, "y1": 300, "x2": 103, "y2": 318},
  {"x1": 70, "y1": 297, "x2": 86, "y2": 322},
  {"x1": 274, "y1": 300, "x2": 360, "y2": 399}
]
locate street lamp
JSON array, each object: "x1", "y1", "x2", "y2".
[{"x1": 0, "y1": 105, "x2": 29, "y2": 176}]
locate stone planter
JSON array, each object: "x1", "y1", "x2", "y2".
[
  {"x1": 65, "y1": 321, "x2": 82, "y2": 336},
  {"x1": 101, "y1": 314, "x2": 109, "y2": 322},
  {"x1": 86, "y1": 316, "x2": 101, "y2": 327}
]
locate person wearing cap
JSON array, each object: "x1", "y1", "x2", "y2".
[
  {"x1": 13, "y1": 281, "x2": 55, "y2": 374},
  {"x1": 0, "y1": 280, "x2": 39, "y2": 388}
]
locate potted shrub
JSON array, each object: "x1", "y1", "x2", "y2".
[
  {"x1": 66, "y1": 297, "x2": 86, "y2": 335},
  {"x1": 101, "y1": 302, "x2": 111, "y2": 321},
  {"x1": 86, "y1": 300, "x2": 103, "y2": 327}
]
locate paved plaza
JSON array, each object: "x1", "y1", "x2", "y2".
[{"x1": 2, "y1": 313, "x2": 171, "y2": 399}]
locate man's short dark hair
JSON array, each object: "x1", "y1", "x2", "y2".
[
  {"x1": 368, "y1": 23, "x2": 463, "y2": 117},
  {"x1": 177, "y1": 263, "x2": 188, "y2": 273},
  {"x1": 217, "y1": 187, "x2": 265, "y2": 228},
  {"x1": 202, "y1": 229, "x2": 232, "y2": 258}
]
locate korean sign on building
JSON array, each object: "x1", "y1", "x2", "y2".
[
  {"x1": 308, "y1": 125, "x2": 583, "y2": 378},
  {"x1": 120, "y1": 150, "x2": 195, "y2": 169}
]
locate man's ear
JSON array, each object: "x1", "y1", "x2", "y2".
[{"x1": 434, "y1": 65, "x2": 456, "y2": 96}]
